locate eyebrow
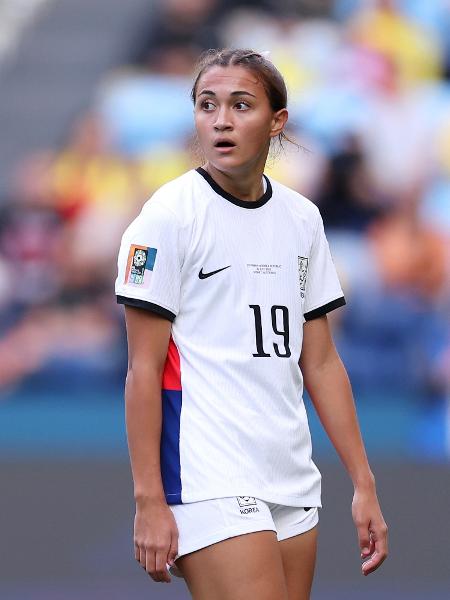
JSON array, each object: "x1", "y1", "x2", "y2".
[{"x1": 198, "y1": 90, "x2": 256, "y2": 98}]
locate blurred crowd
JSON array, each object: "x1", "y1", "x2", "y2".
[{"x1": 1, "y1": 0, "x2": 449, "y2": 405}]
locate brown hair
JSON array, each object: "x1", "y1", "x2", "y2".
[{"x1": 191, "y1": 48, "x2": 293, "y2": 150}]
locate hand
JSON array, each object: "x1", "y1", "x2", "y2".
[
  {"x1": 352, "y1": 485, "x2": 388, "y2": 576},
  {"x1": 134, "y1": 498, "x2": 179, "y2": 583}
]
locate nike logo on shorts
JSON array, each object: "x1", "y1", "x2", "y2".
[{"x1": 198, "y1": 265, "x2": 231, "y2": 279}]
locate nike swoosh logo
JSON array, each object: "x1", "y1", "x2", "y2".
[{"x1": 198, "y1": 265, "x2": 231, "y2": 279}]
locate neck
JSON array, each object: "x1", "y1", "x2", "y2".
[{"x1": 203, "y1": 162, "x2": 266, "y2": 202}]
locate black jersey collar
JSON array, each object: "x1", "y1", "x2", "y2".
[{"x1": 196, "y1": 167, "x2": 272, "y2": 209}]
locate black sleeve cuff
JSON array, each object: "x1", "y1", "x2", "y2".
[
  {"x1": 116, "y1": 295, "x2": 176, "y2": 322},
  {"x1": 304, "y1": 296, "x2": 346, "y2": 321}
]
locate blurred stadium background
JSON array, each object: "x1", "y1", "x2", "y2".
[{"x1": 0, "y1": 0, "x2": 449, "y2": 598}]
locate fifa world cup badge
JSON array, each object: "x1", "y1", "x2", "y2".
[{"x1": 125, "y1": 245, "x2": 157, "y2": 288}]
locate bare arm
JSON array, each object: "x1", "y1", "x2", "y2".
[
  {"x1": 125, "y1": 305, "x2": 170, "y2": 503},
  {"x1": 124, "y1": 305, "x2": 178, "y2": 583},
  {"x1": 300, "y1": 315, "x2": 388, "y2": 576}
]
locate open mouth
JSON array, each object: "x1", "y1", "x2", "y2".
[{"x1": 214, "y1": 141, "x2": 236, "y2": 148}]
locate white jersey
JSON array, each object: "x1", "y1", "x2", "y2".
[{"x1": 115, "y1": 168, "x2": 345, "y2": 508}]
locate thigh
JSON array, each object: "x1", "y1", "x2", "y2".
[
  {"x1": 177, "y1": 529, "x2": 289, "y2": 600},
  {"x1": 270, "y1": 505, "x2": 319, "y2": 600},
  {"x1": 278, "y1": 525, "x2": 318, "y2": 600},
  {"x1": 169, "y1": 495, "x2": 276, "y2": 577}
]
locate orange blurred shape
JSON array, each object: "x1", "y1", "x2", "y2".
[{"x1": 369, "y1": 212, "x2": 448, "y2": 298}]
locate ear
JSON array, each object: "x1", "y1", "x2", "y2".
[{"x1": 269, "y1": 108, "x2": 288, "y2": 138}]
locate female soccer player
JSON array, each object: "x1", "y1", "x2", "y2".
[{"x1": 115, "y1": 49, "x2": 388, "y2": 599}]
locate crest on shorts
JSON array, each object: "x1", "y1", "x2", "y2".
[
  {"x1": 125, "y1": 245, "x2": 157, "y2": 287},
  {"x1": 236, "y1": 496, "x2": 257, "y2": 507},
  {"x1": 298, "y1": 256, "x2": 309, "y2": 299}
]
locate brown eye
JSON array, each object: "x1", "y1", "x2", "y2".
[
  {"x1": 235, "y1": 101, "x2": 250, "y2": 110},
  {"x1": 201, "y1": 100, "x2": 215, "y2": 111}
]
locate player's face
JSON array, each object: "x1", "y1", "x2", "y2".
[{"x1": 194, "y1": 65, "x2": 287, "y2": 175}]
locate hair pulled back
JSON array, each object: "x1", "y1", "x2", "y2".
[{"x1": 191, "y1": 48, "x2": 292, "y2": 149}]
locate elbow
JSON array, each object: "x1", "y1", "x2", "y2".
[
  {"x1": 301, "y1": 347, "x2": 339, "y2": 378},
  {"x1": 301, "y1": 350, "x2": 344, "y2": 390},
  {"x1": 127, "y1": 352, "x2": 165, "y2": 378},
  {"x1": 125, "y1": 362, "x2": 163, "y2": 392}
]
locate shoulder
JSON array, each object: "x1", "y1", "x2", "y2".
[
  {"x1": 141, "y1": 170, "x2": 199, "y2": 222},
  {"x1": 120, "y1": 171, "x2": 198, "y2": 244},
  {"x1": 267, "y1": 176, "x2": 321, "y2": 226}
]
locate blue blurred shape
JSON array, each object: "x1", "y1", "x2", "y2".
[
  {"x1": 99, "y1": 74, "x2": 193, "y2": 155},
  {"x1": 0, "y1": 394, "x2": 127, "y2": 458}
]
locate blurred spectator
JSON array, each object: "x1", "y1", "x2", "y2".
[
  {"x1": 345, "y1": 0, "x2": 443, "y2": 86},
  {"x1": 132, "y1": 0, "x2": 223, "y2": 74},
  {"x1": 0, "y1": 199, "x2": 62, "y2": 311},
  {"x1": 0, "y1": 300, "x2": 124, "y2": 393},
  {"x1": 368, "y1": 198, "x2": 448, "y2": 300},
  {"x1": 52, "y1": 112, "x2": 142, "y2": 220},
  {"x1": 315, "y1": 135, "x2": 383, "y2": 230}
]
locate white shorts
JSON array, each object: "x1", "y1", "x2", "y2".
[{"x1": 167, "y1": 496, "x2": 319, "y2": 578}]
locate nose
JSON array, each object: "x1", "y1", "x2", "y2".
[{"x1": 213, "y1": 106, "x2": 232, "y2": 131}]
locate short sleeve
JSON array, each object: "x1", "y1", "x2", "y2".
[
  {"x1": 115, "y1": 201, "x2": 183, "y2": 322},
  {"x1": 303, "y1": 210, "x2": 346, "y2": 321}
]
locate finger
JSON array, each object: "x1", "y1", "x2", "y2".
[
  {"x1": 362, "y1": 547, "x2": 387, "y2": 575},
  {"x1": 360, "y1": 532, "x2": 375, "y2": 558},
  {"x1": 356, "y1": 522, "x2": 371, "y2": 557},
  {"x1": 155, "y1": 549, "x2": 171, "y2": 583},
  {"x1": 167, "y1": 531, "x2": 179, "y2": 567},
  {"x1": 138, "y1": 546, "x2": 147, "y2": 570},
  {"x1": 371, "y1": 521, "x2": 388, "y2": 556},
  {"x1": 362, "y1": 530, "x2": 388, "y2": 575},
  {"x1": 134, "y1": 544, "x2": 139, "y2": 562},
  {"x1": 145, "y1": 548, "x2": 159, "y2": 581}
]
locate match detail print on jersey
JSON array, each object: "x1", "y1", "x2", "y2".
[{"x1": 124, "y1": 245, "x2": 157, "y2": 288}]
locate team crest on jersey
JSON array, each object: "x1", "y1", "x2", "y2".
[
  {"x1": 125, "y1": 245, "x2": 157, "y2": 287},
  {"x1": 298, "y1": 256, "x2": 309, "y2": 298}
]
